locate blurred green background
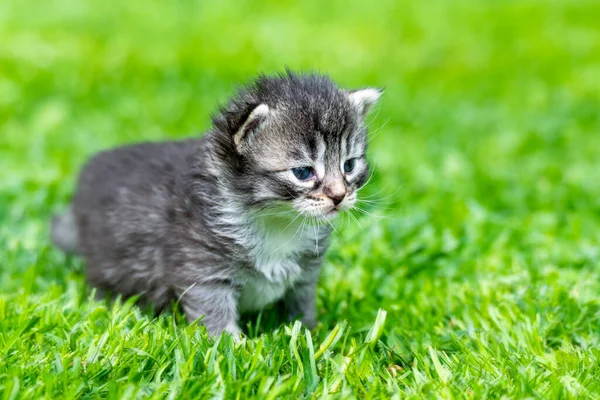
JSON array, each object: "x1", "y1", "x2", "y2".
[{"x1": 1, "y1": 0, "x2": 599, "y2": 398}]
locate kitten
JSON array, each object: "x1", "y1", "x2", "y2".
[{"x1": 51, "y1": 71, "x2": 381, "y2": 337}]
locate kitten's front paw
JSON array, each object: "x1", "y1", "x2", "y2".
[
  {"x1": 225, "y1": 323, "x2": 244, "y2": 341},
  {"x1": 263, "y1": 260, "x2": 302, "y2": 283},
  {"x1": 301, "y1": 317, "x2": 317, "y2": 330},
  {"x1": 205, "y1": 322, "x2": 243, "y2": 341}
]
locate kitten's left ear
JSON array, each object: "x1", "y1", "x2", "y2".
[
  {"x1": 233, "y1": 103, "x2": 270, "y2": 149},
  {"x1": 348, "y1": 88, "x2": 382, "y2": 117}
]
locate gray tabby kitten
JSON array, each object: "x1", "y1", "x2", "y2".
[{"x1": 51, "y1": 71, "x2": 381, "y2": 337}]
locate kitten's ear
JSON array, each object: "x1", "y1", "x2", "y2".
[
  {"x1": 348, "y1": 88, "x2": 382, "y2": 117},
  {"x1": 233, "y1": 104, "x2": 270, "y2": 149}
]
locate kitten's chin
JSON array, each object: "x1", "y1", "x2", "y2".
[
  {"x1": 295, "y1": 206, "x2": 339, "y2": 221},
  {"x1": 322, "y1": 208, "x2": 340, "y2": 220},
  {"x1": 302, "y1": 207, "x2": 342, "y2": 221}
]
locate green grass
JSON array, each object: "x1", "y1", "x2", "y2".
[{"x1": 1, "y1": 0, "x2": 600, "y2": 398}]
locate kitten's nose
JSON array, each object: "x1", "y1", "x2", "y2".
[{"x1": 324, "y1": 184, "x2": 346, "y2": 206}]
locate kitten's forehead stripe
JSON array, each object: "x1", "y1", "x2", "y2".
[
  {"x1": 340, "y1": 133, "x2": 347, "y2": 165},
  {"x1": 324, "y1": 133, "x2": 340, "y2": 163},
  {"x1": 316, "y1": 135, "x2": 327, "y2": 164},
  {"x1": 344, "y1": 124, "x2": 354, "y2": 157},
  {"x1": 307, "y1": 135, "x2": 317, "y2": 162},
  {"x1": 290, "y1": 148, "x2": 307, "y2": 162},
  {"x1": 313, "y1": 134, "x2": 327, "y2": 179},
  {"x1": 342, "y1": 119, "x2": 356, "y2": 159}
]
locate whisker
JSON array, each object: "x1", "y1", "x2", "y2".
[
  {"x1": 357, "y1": 198, "x2": 397, "y2": 206},
  {"x1": 356, "y1": 204, "x2": 395, "y2": 212},
  {"x1": 361, "y1": 184, "x2": 404, "y2": 199},
  {"x1": 352, "y1": 205, "x2": 398, "y2": 221},
  {"x1": 359, "y1": 165, "x2": 379, "y2": 190},
  {"x1": 367, "y1": 116, "x2": 391, "y2": 144},
  {"x1": 355, "y1": 199, "x2": 398, "y2": 212},
  {"x1": 280, "y1": 212, "x2": 302, "y2": 232},
  {"x1": 346, "y1": 212, "x2": 353, "y2": 230},
  {"x1": 342, "y1": 212, "x2": 349, "y2": 230},
  {"x1": 322, "y1": 215, "x2": 338, "y2": 233},
  {"x1": 365, "y1": 104, "x2": 382, "y2": 129},
  {"x1": 272, "y1": 213, "x2": 305, "y2": 253},
  {"x1": 348, "y1": 209, "x2": 363, "y2": 230},
  {"x1": 255, "y1": 209, "x2": 297, "y2": 218},
  {"x1": 299, "y1": 216, "x2": 308, "y2": 242},
  {"x1": 357, "y1": 184, "x2": 405, "y2": 210},
  {"x1": 312, "y1": 217, "x2": 320, "y2": 257},
  {"x1": 357, "y1": 186, "x2": 385, "y2": 198}
]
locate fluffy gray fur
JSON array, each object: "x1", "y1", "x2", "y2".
[{"x1": 51, "y1": 71, "x2": 381, "y2": 337}]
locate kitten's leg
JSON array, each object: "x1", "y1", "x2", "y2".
[
  {"x1": 93, "y1": 287, "x2": 112, "y2": 302},
  {"x1": 284, "y1": 280, "x2": 318, "y2": 329},
  {"x1": 179, "y1": 282, "x2": 241, "y2": 338},
  {"x1": 285, "y1": 265, "x2": 321, "y2": 329}
]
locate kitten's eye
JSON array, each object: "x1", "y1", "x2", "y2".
[
  {"x1": 343, "y1": 159, "x2": 356, "y2": 173},
  {"x1": 292, "y1": 166, "x2": 315, "y2": 181}
]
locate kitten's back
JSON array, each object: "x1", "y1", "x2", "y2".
[
  {"x1": 71, "y1": 138, "x2": 203, "y2": 244},
  {"x1": 51, "y1": 138, "x2": 205, "y2": 302},
  {"x1": 75, "y1": 139, "x2": 201, "y2": 196}
]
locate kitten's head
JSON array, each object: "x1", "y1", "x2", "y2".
[{"x1": 211, "y1": 71, "x2": 381, "y2": 220}]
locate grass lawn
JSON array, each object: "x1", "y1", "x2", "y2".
[{"x1": 1, "y1": 0, "x2": 600, "y2": 398}]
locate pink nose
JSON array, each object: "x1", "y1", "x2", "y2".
[{"x1": 324, "y1": 185, "x2": 346, "y2": 206}]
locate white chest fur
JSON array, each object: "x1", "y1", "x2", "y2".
[{"x1": 236, "y1": 214, "x2": 317, "y2": 313}]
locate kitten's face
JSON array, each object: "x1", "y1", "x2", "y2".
[
  {"x1": 249, "y1": 123, "x2": 369, "y2": 219},
  {"x1": 228, "y1": 79, "x2": 381, "y2": 221}
]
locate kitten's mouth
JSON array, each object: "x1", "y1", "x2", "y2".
[{"x1": 322, "y1": 208, "x2": 340, "y2": 219}]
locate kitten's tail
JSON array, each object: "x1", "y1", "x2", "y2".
[{"x1": 51, "y1": 205, "x2": 80, "y2": 254}]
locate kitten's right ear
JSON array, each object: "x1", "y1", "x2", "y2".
[
  {"x1": 233, "y1": 104, "x2": 270, "y2": 150},
  {"x1": 348, "y1": 88, "x2": 382, "y2": 117}
]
